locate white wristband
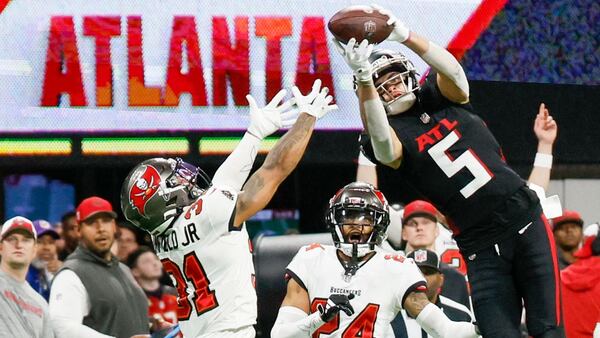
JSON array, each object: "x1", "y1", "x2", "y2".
[{"x1": 534, "y1": 152, "x2": 553, "y2": 169}]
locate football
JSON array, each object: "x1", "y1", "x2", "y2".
[{"x1": 328, "y1": 5, "x2": 393, "y2": 44}]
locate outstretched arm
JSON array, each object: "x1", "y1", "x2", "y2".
[
  {"x1": 404, "y1": 291, "x2": 480, "y2": 338},
  {"x1": 528, "y1": 103, "x2": 557, "y2": 191},
  {"x1": 212, "y1": 89, "x2": 297, "y2": 191},
  {"x1": 233, "y1": 81, "x2": 335, "y2": 226},
  {"x1": 333, "y1": 38, "x2": 403, "y2": 168},
  {"x1": 371, "y1": 4, "x2": 469, "y2": 104}
]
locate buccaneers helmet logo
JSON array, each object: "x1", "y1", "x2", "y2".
[{"x1": 129, "y1": 165, "x2": 161, "y2": 216}]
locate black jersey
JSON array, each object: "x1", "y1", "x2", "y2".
[{"x1": 361, "y1": 72, "x2": 535, "y2": 254}]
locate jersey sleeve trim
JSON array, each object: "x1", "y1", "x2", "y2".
[
  {"x1": 401, "y1": 280, "x2": 428, "y2": 310},
  {"x1": 285, "y1": 268, "x2": 308, "y2": 292}
]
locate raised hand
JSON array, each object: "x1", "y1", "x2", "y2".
[
  {"x1": 292, "y1": 79, "x2": 337, "y2": 120},
  {"x1": 370, "y1": 4, "x2": 410, "y2": 43},
  {"x1": 246, "y1": 90, "x2": 298, "y2": 139},
  {"x1": 317, "y1": 293, "x2": 355, "y2": 322},
  {"x1": 533, "y1": 103, "x2": 558, "y2": 146},
  {"x1": 332, "y1": 38, "x2": 374, "y2": 82}
]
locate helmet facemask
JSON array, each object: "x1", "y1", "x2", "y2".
[
  {"x1": 163, "y1": 158, "x2": 211, "y2": 202},
  {"x1": 325, "y1": 183, "x2": 390, "y2": 277},
  {"x1": 370, "y1": 51, "x2": 420, "y2": 115}
]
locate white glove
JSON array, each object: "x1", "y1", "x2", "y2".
[
  {"x1": 370, "y1": 4, "x2": 410, "y2": 43},
  {"x1": 246, "y1": 89, "x2": 298, "y2": 139},
  {"x1": 292, "y1": 79, "x2": 338, "y2": 119},
  {"x1": 332, "y1": 38, "x2": 374, "y2": 83}
]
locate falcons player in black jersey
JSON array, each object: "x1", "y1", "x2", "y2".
[{"x1": 333, "y1": 4, "x2": 563, "y2": 338}]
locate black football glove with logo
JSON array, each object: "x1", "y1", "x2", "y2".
[{"x1": 317, "y1": 293, "x2": 355, "y2": 322}]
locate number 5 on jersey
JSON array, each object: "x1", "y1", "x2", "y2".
[
  {"x1": 161, "y1": 252, "x2": 219, "y2": 320},
  {"x1": 428, "y1": 130, "x2": 492, "y2": 198}
]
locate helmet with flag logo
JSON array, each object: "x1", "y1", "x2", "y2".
[{"x1": 120, "y1": 158, "x2": 211, "y2": 235}]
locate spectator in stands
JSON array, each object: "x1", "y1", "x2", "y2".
[
  {"x1": 58, "y1": 211, "x2": 80, "y2": 260},
  {"x1": 400, "y1": 201, "x2": 470, "y2": 309},
  {"x1": 552, "y1": 210, "x2": 584, "y2": 269},
  {"x1": 117, "y1": 222, "x2": 140, "y2": 263},
  {"x1": 397, "y1": 249, "x2": 475, "y2": 338},
  {"x1": 0, "y1": 216, "x2": 54, "y2": 338},
  {"x1": 561, "y1": 235, "x2": 600, "y2": 337},
  {"x1": 49, "y1": 196, "x2": 150, "y2": 338},
  {"x1": 127, "y1": 246, "x2": 178, "y2": 329},
  {"x1": 27, "y1": 220, "x2": 62, "y2": 301}
]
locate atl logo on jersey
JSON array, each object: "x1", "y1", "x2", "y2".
[{"x1": 129, "y1": 165, "x2": 161, "y2": 216}]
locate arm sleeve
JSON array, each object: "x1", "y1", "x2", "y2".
[
  {"x1": 415, "y1": 303, "x2": 480, "y2": 338},
  {"x1": 419, "y1": 71, "x2": 473, "y2": 113},
  {"x1": 420, "y1": 41, "x2": 469, "y2": 96},
  {"x1": 271, "y1": 306, "x2": 325, "y2": 338},
  {"x1": 212, "y1": 132, "x2": 263, "y2": 192},
  {"x1": 49, "y1": 270, "x2": 115, "y2": 338}
]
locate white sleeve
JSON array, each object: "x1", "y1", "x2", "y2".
[
  {"x1": 420, "y1": 41, "x2": 469, "y2": 95},
  {"x1": 363, "y1": 99, "x2": 397, "y2": 164},
  {"x1": 49, "y1": 270, "x2": 115, "y2": 338},
  {"x1": 271, "y1": 306, "x2": 325, "y2": 338},
  {"x1": 416, "y1": 303, "x2": 480, "y2": 338},
  {"x1": 212, "y1": 132, "x2": 263, "y2": 192},
  {"x1": 41, "y1": 305, "x2": 55, "y2": 338}
]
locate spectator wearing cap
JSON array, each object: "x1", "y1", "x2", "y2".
[
  {"x1": 49, "y1": 196, "x2": 149, "y2": 338},
  {"x1": 396, "y1": 249, "x2": 476, "y2": 338},
  {"x1": 552, "y1": 210, "x2": 584, "y2": 269},
  {"x1": 561, "y1": 235, "x2": 600, "y2": 337},
  {"x1": 127, "y1": 246, "x2": 178, "y2": 331},
  {"x1": 26, "y1": 220, "x2": 63, "y2": 301},
  {"x1": 0, "y1": 216, "x2": 55, "y2": 338},
  {"x1": 400, "y1": 200, "x2": 471, "y2": 310},
  {"x1": 58, "y1": 211, "x2": 80, "y2": 261}
]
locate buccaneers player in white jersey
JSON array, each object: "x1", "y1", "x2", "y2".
[
  {"x1": 271, "y1": 182, "x2": 480, "y2": 338},
  {"x1": 121, "y1": 80, "x2": 336, "y2": 338}
]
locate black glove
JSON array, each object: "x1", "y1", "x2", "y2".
[{"x1": 317, "y1": 293, "x2": 355, "y2": 322}]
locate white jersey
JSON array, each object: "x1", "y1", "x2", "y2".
[
  {"x1": 153, "y1": 186, "x2": 256, "y2": 338},
  {"x1": 286, "y1": 245, "x2": 426, "y2": 338}
]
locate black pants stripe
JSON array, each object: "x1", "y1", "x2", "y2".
[{"x1": 465, "y1": 211, "x2": 565, "y2": 338}]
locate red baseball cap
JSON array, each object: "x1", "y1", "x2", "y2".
[
  {"x1": 403, "y1": 200, "x2": 438, "y2": 225},
  {"x1": 76, "y1": 197, "x2": 118, "y2": 223},
  {"x1": 552, "y1": 210, "x2": 583, "y2": 230},
  {"x1": 1, "y1": 216, "x2": 37, "y2": 240}
]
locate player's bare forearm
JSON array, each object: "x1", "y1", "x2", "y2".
[
  {"x1": 262, "y1": 113, "x2": 315, "y2": 175},
  {"x1": 403, "y1": 290, "x2": 430, "y2": 318},
  {"x1": 233, "y1": 114, "x2": 316, "y2": 225}
]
